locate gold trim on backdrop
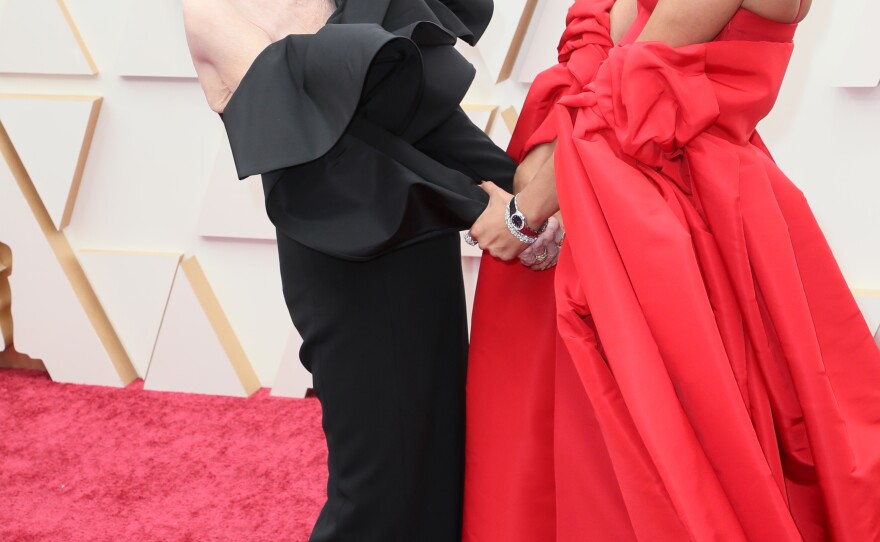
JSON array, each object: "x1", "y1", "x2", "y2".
[
  {"x1": 78, "y1": 249, "x2": 183, "y2": 381},
  {"x1": 0, "y1": 94, "x2": 103, "y2": 230},
  {"x1": 79, "y1": 248, "x2": 184, "y2": 258},
  {"x1": 0, "y1": 121, "x2": 137, "y2": 384},
  {"x1": 501, "y1": 106, "x2": 519, "y2": 133},
  {"x1": 463, "y1": 104, "x2": 500, "y2": 134},
  {"x1": 0, "y1": 94, "x2": 102, "y2": 101},
  {"x1": 56, "y1": 0, "x2": 98, "y2": 74},
  {"x1": 497, "y1": 0, "x2": 539, "y2": 83},
  {"x1": 180, "y1": 257, "x2": 261, "y2": 396},
  {"x1": 852, "y1": 289, "x2": 880, "y2": 297},
  {"x1": 64, "y1": 97, "x2": 101, "y2": 228},
  {"x1": 0, "y1": 242, "x2": 11, "y2": 348}
]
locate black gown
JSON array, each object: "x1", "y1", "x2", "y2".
[{"x1": 218, "y1": 0, "x2": 515, "y2": 540}]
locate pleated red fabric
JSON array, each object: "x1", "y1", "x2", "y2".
[{"x1": 464, "y1": 1, "x2": 880, "y2": 540}]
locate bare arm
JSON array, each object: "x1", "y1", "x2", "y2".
[
  {"x1": 610, "y1": 0, "x2": 638, "y2": 45},
  {"x1": 183, "y1": 0, "x2": 272, "y2": 113},
  {"x1": 513, "y1": 141, "x2": 555, "y2": 194}
]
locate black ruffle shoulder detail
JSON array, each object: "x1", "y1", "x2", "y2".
[{"x1": 219, "y1": 0, "x2": 514, "y2": 260}]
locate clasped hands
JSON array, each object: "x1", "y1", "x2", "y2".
[{"x1": 467, "y1": 141, "x2": 563, "y2": 271}]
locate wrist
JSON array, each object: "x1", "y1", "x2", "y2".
[
  {"x1": 505, "y1": 194, "x2": 545, "y2": 244},
  {"x1": 515, "y1": 190, "x2": 556, "y2": 229}
]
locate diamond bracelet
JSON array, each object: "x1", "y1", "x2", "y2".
[{"x1": 504, "y1": 199, "x2": 540, "y2": 244}]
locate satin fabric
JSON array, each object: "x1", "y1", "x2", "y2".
[{"x1": 464, "y1": 1, "x2": 880, "y2": 540}]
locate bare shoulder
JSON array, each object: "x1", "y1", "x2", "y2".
[
  {"x1": 183, "y1": 0, "x2": 270, "y2": 113},
  {"x1": 183, "y1": 0, "x2": 237, "y2": 61},
  {"x1": 182, "y1": 0, "x2": 233, "y2": 26}
]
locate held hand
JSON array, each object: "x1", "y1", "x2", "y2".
[
  {"x1": 468, "y1": 181, "x2": 528, "y2": 261},
  {"x1": 518, "y1": 216, "x2": 562, "y2": 271}
]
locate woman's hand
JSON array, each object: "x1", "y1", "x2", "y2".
[
  {"x1": 468, "y1": 182, "x2": 528, "y2": 261},
  {"x1": 518, "y1": 216, "x2": 563, "y2": 271}
]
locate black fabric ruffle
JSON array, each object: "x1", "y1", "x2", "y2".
[{"x1": 219, "y1": 0, "x2": 514, "y2": 260}]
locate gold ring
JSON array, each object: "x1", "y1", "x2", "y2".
[{"x1": 535, "y1": 247, "x2": 549, "y2": 262}]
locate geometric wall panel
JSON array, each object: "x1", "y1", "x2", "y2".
[
  {"x1": 0, "y1": 0, "x2": 97, "y2": 75},
  {"x1": 477, "y1": 0, "x2": 539, "y2": 82},
  {"x1": 0, "y1": 94, "x2": 101, "y2": 231},
  {"x1": 516, "y1": 0, "x2": 569, "y2": 83},
  {"x1": 145, "y1": 256, "x2": 260, "y2": 397},
  {"x1": 462, "y1": 255, "x2": 481, "y2": 335},
  {"x1": 487, "y1": 106, "x2": 518, "y2": 156},
  {"x1": 0, "y1": 129, "x2": 136, "y2": 386},
  {"x1": 464, "y1": 104, "x2": 499, "y2": 133},
  {"x1": 77, "y1": 249, "x2": 182, "y2": 378},
  {"x1": 196, "y1": 144, "x2": 275, "y2": 241},
  {"x1": 116, "y1": 0, "x2": 197, "y2": 78},
  {"x1": 269, "y1": 327, "x2": 312, "y2": 399},
  {"x1": 830, "y1": 2, "x2": 880, "y2": 88},
  {"x1": 500, "y1": 107, "x2": 519, "y2": 134}
]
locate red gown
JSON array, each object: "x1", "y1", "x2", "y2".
[{"x1": 463, "y1": 1, "x2": 880, "y2": 540}]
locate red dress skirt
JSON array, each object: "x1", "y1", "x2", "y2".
[{"x1": 464, "y1": 1, "x2": 880, "y2": 540}]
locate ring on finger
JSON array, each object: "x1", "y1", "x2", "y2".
[
  {"x1": 535, "y1": 246, "x2": 549, "y2": 262},
  {"x1": 464, "y1": 232, "x2": 478, "y2": 246}
]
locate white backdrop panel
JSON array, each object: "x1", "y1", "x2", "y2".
[
  {"x1": 0, "y1": 0, "x2": 95, "y2": 75},
  {"x1": 0, "y1": 95, "x2": 97, "y2": 230},
  {"x1": 78, "y1": 249, "x2": 181, "y2": 377},
  {"x1": 116, "y1": 0, "x2": 197, "y2": 78},
  {"x1": 515, "y1": 0, "x2": 570, "y2": 83},
  {"x1": 271, "y1": 328, "x2": 312, "y2": 398},
  {"x1": 197, "y1": 144, "x2": 275, "y2": 241},
  {"x1": 145, "y1": 258, "x2": 253, "y2": 396},
  {"x1": 0, "y1": 156, "x2": 123, "y2": 386}
]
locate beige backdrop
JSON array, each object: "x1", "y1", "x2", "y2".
[{"x1": 0, "y1": 0, "x2": 878, "y2": 396}]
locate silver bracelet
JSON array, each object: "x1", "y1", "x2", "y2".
[{"x1": 505, "y1": 198, "x2": 540, "y2": 244}]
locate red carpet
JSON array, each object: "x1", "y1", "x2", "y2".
[{"x1": 0, "y1": 369, "x2": 327, "y2": 542}]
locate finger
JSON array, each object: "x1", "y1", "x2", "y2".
[
  {"x1": 493, "y1": 246, "x2": 515, "y2": 262},
  {"x1": 478, "y1": 181, "x2": 498, "y2": 195},
  {"x1": 504, "y1": 246, "x2": 524, "y2": 262},
  {"x1": 544, "y1": 245, "x2": 560, "y2": 267},
  {"x1": 531, "y1": 255, "x2": 551, "y2": 271},
  {"x1": 532, "y1": 248, "x2": 558, "y2": 271}
]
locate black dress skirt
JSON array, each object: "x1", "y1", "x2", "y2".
[{"x1": 219, "y1": 0, "x2": 515, "y2": 539}]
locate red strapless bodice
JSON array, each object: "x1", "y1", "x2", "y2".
[{"x1": 623, "y1": 0, "x2": 798, "y2": 45}]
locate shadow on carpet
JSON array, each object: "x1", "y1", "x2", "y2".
[{"x1": 0, "y1": 369, "x2": 326, "y2": 542}]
